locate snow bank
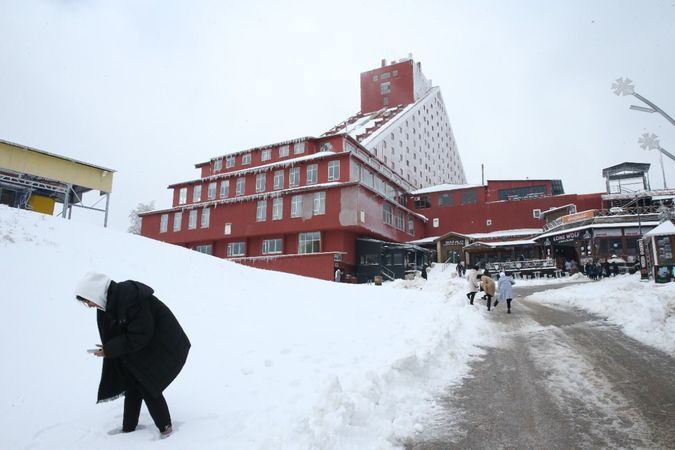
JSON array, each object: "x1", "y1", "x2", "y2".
[
  {"x1": 0, "y1": 206, "x2": 492, "y2": 449},
  {"x1": 527, "y1": 274, "x2": 675, "y2": 355}
]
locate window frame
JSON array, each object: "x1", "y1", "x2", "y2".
[
  {"x1": 291, "y1": 194, "x2": 302, "y2": 218},
  {"x1": 227, "y1": 241, "x2": 245, "y2": 257},
  {"x1": 262, "y1": 238, "x2": 283, "y2": 255},
  {"x1": 256, "y1": 199, "x2": 267, "y2": 222},
  {"x1": 173, "y1": 212, "x2": 182, "y2": 232},
  {"x1": 192, "y1": 185, "x2": 202, "y2": 203},
  {"x1": 313, "y1": 191, "x2": 326, "y2": 215},
  {"x1": 298, "y1": 231, "x2": 321, "y2": 254},
  {"x1": 306, "y1": 164, "x2": 318, "y2": 185},
  {"x1": 289, "y1": 167, "x2": 300, "y2": 188},
  {"x1": 236, "y1": 177, "x2": 246, "y2": 196},
  {"x1": 188, "y1": 210, "x2": 198, "y2": 230},
  {"x1": 159, "y1": 214, "x2": 168, "y2": 233},
  {"x1": 328, "y1": 160, "x2": 340, "y2": 181},
  {"x1": 272, "y1": 197, "x2": 283, "y2": 220}
]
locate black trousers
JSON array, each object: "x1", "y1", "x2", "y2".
[
  {"x1": 486, "y1": 295, "x2": 493, "y2": 310},
  {"x1": 467, "y1": 292, "x2": 476, "y2": 304},
  {"x1": 507, "y1": 298, "x2": 512, "y2": 310},
  {"x1": 123, "y1": 381, "x2": 171, "y2": 432}
]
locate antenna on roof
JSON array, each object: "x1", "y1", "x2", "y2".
[{"x1": 481, "y1": 164, "x2": 485, "y2": 185}]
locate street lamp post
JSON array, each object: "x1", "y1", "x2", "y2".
[
  {"x1": 612, "y1": 78, "x2": 675, "y2": 127},
  {"x1": 638, "y1": 133, "x2": 674, "y2": 189}
]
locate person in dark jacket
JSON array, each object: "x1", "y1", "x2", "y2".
[{"x1": 75, "y1": 273, "x2": 191, "y2": 438}]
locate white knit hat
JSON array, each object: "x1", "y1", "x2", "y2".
[
  {"x1": 499, "y1": 272, "x2": 506, "y2": 277},
  {"x1": 75, "y1": 272, "x2": 111, "y2": 311}
]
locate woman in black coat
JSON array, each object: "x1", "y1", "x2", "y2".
[{"x1": 75, "y1": 273, "x2": 191, "y2": 438}]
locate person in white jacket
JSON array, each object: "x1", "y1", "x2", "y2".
[
  {"x1": 465, "y1": 265, "x2": 480, "y2": 305},
  {"x1": 497, "y1": 271, "x2": 516, "y2": 313}
]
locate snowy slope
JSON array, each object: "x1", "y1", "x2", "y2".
[{"x1": 0, "y1": 206, "x2": 494, "y2": 449}]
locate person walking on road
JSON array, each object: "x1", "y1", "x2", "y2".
[
  {"x1": 465, "y1": 265, "x2": 480, "y2": 305},
  {"x1": 480, "y1": 270, "x2": 496, "y2": 311},
  {"x1": 497, "y1": 271, "x2": 516, "y2": 313},
  {"x1": 456, "y1": 261, "x2": 466, "y2": 277}
]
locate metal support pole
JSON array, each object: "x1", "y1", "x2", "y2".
[
  {"x1": 104, "y1": 192, "x2": 110, "y2": 228},
  {"x1": 633, "y1": 92, "x2": 675, "y2": 127},
  {"x1": 62, "y1": 184, "x2": 71, "y2": 219}
]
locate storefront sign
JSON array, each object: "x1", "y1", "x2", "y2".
[
  {"x1": 638, "y1": 239, "x2": 648, "y2": 279},
  {"x1": 561, "y1": 210, "x2": 596, "y2": 225},
  {"x1": 593, "y1": 228, "x2": 622, "y2": 237},
  {"x1": 442, "y1": 239, "x2": 465, "y2": 246},
  {"x1": 552, "y1": 230, "x2": 581, "y2": 244}
]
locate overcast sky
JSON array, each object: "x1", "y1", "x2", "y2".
[{"x1": 1, "y1": 0, "x2": 674, "y2": 231}]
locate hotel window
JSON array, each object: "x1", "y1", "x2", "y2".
[
  {"x1": 438, "y1": 193, "x2": 454, "y2": 207},
  {"x1": 178, "y1": 187, "x2": 187, "y2": 205},
  {"x1": 328, "y1": 160, "x2": 340, "y2": 181},
  {"x1": 256, "y1": 173, "x2": 266, "y2": 193},
  {"x1": 272, "y1": 197, "x2": 283, "y2": 220},
  {"x1": 273, "y1": 170, "x2": 284, "y2": 190},
  {"x1": 279, "y1": 145, "x2": 290, "y2": 157},
  {"x1": 220, "y1": 180, "x2": 230, "y2": 198},
  {"x1": 224, "y1": 223, "x2": 232, "y2": 235},
  {"x1": 291, "y1": 195, "x2": 302, "y2": 218},
  {"x1": 395, "y1": 209, "x2": 404, "y2": 230},
  {"x1": 225, "y1": 155, "x2": 235, "y2": 168},
  {"x1": 256, "y1": 200, "x2": 267, "y2": 222},
  {"x1": 289, "y1": 167, "x2": 300, "y2": 187},
  {"x1": 306, "y1": 164, "x2": 318, "y2": 185},
  {"x1": 173, "y1": 212, "x2": 182, "y2": 232},
  {"x1": 262, "y1": 238, "x2": 283, "y2": 255},
  {"x1": 461, "y1": 190, "x2": 478, "y2": 205},
  {"x1": 350, "y1": 162, "x2": 360, "y2": 181},
  {"x1": 361, "y1": 169, "x2": 374, "y2": 188},
  {"x1": 383, "y1": 203, "x2": 393, "y2": 225},
  {"x1": 236, "y1": 177, "x2": 246, "y2": 196},
  {"x1": 414, "y1": 196, "x2": 431, "y2": 209},
  {"x1": 372, "y1": 74, "x2": 378, "y2": 82},
  {"x1": 294, "y1": 142, "x2": 305, "y2": 154},
  {"x1": 188, "y1": 210, "x2": 198, "y2": 229},
  {"x1": 227, "y1": 242, "x2": 245, "y2": 257},
  {"x1": 160, "y1": 214, "x2": 168, "y2": 233},
  {"x1": 298, "y1": 231, "x2": 321, "y2": 254},
  {"x1": 213, "y1": 159, "x2": 222, "y2": 172},
  {"x1": 381, "y1": 72, "x2": 390, "y2": 80},
  {"x1": 313, "y1": 192, "x2": 325, "y2": 215},
  {"x1": 380, "y1": 81, "x2": 391, "y2": 95},
  {"x1": 207, "y1": 182, "x2": 217, "y2": 200},
  {"x1": 242, "y1": 153, "x2": 251, "y2": 165},
  {"x1": 201, "y1": 208, "x2": 210, "y2": 228},
  {"x1": 261, "y1": 149, "x2": 272, "y2": 161},
  {"x1": 192, "y1": 185, "x2": 202, "y2": 202},
  {"x1": 195, "y1": 244, "x2": 213, "y2": 255},
  {"x1": 393, "y1": 69, "x2": 399, "y2": 77},
  {"x1": 407, "y1": 216, "x2": 415, "y2": 235}
]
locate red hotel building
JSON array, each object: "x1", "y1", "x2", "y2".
[{"x1": 140, "y1": 57, "x2": 603, "y2": 281}]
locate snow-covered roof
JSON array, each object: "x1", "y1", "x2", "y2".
[
  {"x1": 406, "y1": 236, "x2": 440, "y2": 245},
  {"x1": 465, "y1": 239, "x2": 537, "y2": 249},
  {"x1": 170, "y1": 151, "x2": 338, "y2": 187},
  {"x1": 465, "y1": 228, "x2": 542, "y2": 240},
  {"x1": 409, "y1": 183, "x2": 482, "y2": 195},
  {"x1": 196, "y1": 136, "x2": 315, "y2": 165},
  {"x1": 643, "y1": 220, "x2": 675, "y2": 237},
  {"x1": 322, "y1": 87, "x2": 440, "y2": 147},
  {"x1": 536, "y1": 221, "x2": 660, "y2": 239}
]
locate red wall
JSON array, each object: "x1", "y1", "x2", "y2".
[
  {"x1": 238, "y1": 253, "x2": 339, "y2": 281},
  {"x1": 418, "y1": 192, "x2": 602, "y2": 236},
  {"x1": 360, "y1": 60, "x2": 414, "y2": 114}
]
